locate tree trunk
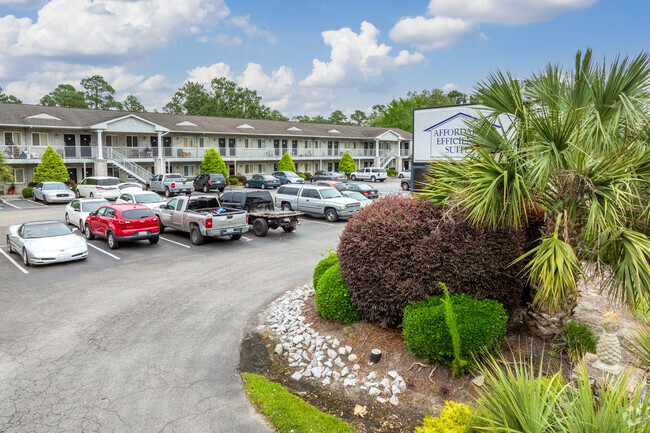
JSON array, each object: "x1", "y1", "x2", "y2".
[{"x1": 523, "y1": 298, "x2": 577, "y2": 339}]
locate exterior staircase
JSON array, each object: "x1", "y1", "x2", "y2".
[
  {"x1": 379, "y1": 150, "x2": 397, "y2": 168},
  {"x1": 105, "y1": 148, "x2": 151, "y2": 183}
]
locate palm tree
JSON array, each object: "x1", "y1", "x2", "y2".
[{"x1": 419, "y1": 50, "x2": 650, "y2": 334}]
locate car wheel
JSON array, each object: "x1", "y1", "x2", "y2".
[
  {"x1": 402, "y1": 181, "x2": 410, "y2": 191},
  {"x1": 164, "y1": 188, "x2": 171, "y2": 197},
  {"x1": 90, "y1": 192, "x2": 95, "y2": 198},
  {"x1": 149, "y1": 236, "x2": 159, "y2": 245},
  {"x1": 325, "y1": 208, "x2": 339, "y2": 223},
  {"x1": 371, "y1": 176, "x2": 376, "y2": 182},
  {"x1": 351, "y1": 175, "x2": 356, "y2": 180},
  {"x1": 244, "y1": 182, "x2": 250, "y2": 188},
  {"x1": 203, "y1": 185, "x2": 209, "y2": 193},
  {"x1": 32, "y1": 193, "x2": 38, "y2": 201},
  {"x1": 281, "y1": 203, "x2": 292, "y2": 211},
  {"x1": 282, "y1": 223, "x2": 295, "y2": 233},
  {"x1": 229, "y1": 233, "x2": 242, "y2": 241},
  {"x1": 286, "y1": 180, "x2": 291, "y2": 184},
  {"x1": 262, "y1": 184, "x2": 267, "y2": 189},
  {"x1": 253, "y1": 218, "x2": 269, "y2": 237},
  {"x1": 84, "y1": 224, "x2": 95, "y2": 240},
  {"x1": 219, "y1": 188, "x2": 225, "y2": 193},
  {"x1": 398, "y1": 174, "x2": 404, "y2": 178},
  {"x1": 379, "y1": 179, "x2": 385, "y2": 182},
  {"x1": 190, "y1": 225, "x2": 204, "y2": 245},
  {"x1": 107, "y1": 231, "x2": 120, "y2": 250},
  {"x1": 6, "y1": 236, "x2": 12, "y2": 254},
  {"x1": 22, "y1": 248, "x2": 30, "y2": 266},
  {"x1": 79, "y1": 220, "x2": 84, "y2": 230},
  {"x1": 158, "y1": 220, "x2": 165, "y2": 234},
  {"x1": 65, "y1": 213, "x2": 70, "y2": 224},
  {"x1": 145, "y1": 184, "x2": 150, "y2": 191}
]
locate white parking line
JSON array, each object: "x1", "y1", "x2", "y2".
[
  {"x1": 25, "y1": 199, "x2": 46, "y2": 207},
  {"x1": 242, "y1": 236, "x2": 253, "y2": 242},
  {"x1": 299, "y1": 219, "x2": 337, "y2": 226},
  {"x1": 86, "y1": 242, "x2": 121, "y2": 260},
  {"x1": 159, "y1": 236, "x2": 191, "y2": 249},
  {"x1": 1, "y1": 200, "x2": 20, "y2": 209},
  {"x1": 0, "y1": 249, "x2": 29, "y2": 274}
]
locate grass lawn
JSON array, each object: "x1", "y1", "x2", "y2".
[{"x1": 242, "y1": 373, "x2": 355, "y2": 433}]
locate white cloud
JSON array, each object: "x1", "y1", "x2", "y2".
[
  {"x1": 390, "y1": 16, "x2": 478, "y2": 51},
  {"x1": 0, "y1": 0, "x2": 45, "y2": 8},
  {"x1": 237, "y1": 63, "x2": 295, "y2": 110},
  {"x1": 187, "y1": 63, "x2": 233, "y2": 86},
  {"x1": 230, "y1": 15, "x2": 276, "y2": 44},
  {"x1": 301, "y1": 21, "x2": 424, "y2": 88},
  {"x1": 427, "y1": 0, "x2": 597, "y2": 26},
  {"x1": 197, "y1": 34, "x2": 242, "y2": 46},
  {"x1": 442, "y1": 82, "x2": 458, "y2": 92}
]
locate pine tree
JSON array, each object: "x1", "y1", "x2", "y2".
[
  {"x1": 277, "y1": 152, "x2": 297, "y2": 172},
  {"x1": 33, "y1": 145, "x2": 69, "y2": 183},
  {"x1": 201, "y1": 148, "x2": 228, "y2": 179},
  {"x1": 338, "y1": 152, "x2": 356, "y2": 175}
]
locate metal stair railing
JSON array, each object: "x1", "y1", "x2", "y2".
[
  {"x1": 105, "y1": 148, "x2": 151, "y2": 183},
  {"x1": 379, "y1": 150, "x2": 397, "y2": 168}
]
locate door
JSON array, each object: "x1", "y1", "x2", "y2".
[
  {"x1": 163, "y1": 137, "x2": 172, "y2": 157},
  {"x1": 85, "y1": 167, "x2": 93, "y2": 178},
  {"x1": 171, "y1": 198, "x2": 184, "y2": 227},
  {"x1": 291, "y1": 140, "x2": 298, "y2": 156},
  {"x1": 327, "y1": 162, "x2": 333, "y2": 171},
  {"x1": 151, "y1": 136, "x2": 159, "y2": 157},
  {"x1": 67, "y1": 168, "x2": 78, "y2": 184},
  {"x1": 161, "y1": 198, "x2": 177, "y2": 227},
  {"x1": 228, "y1": 138, "x2": 236, "y2": 156},
  {"x1": 281, "y1": 140, "x2": 287, "y2": 154},
  {"x1": 80, "y1": 135, "x2": 91, "y2": 157},
  {"x1": 333, "y1": 141, "x2": 339, "y2": 156},
  {"x1": 102, "y1": 207, "x2": 117, "y2": 236},
  {"x1": 64, "y1": 134, "x2": 76, "y2": 157},
  {"x1": 364, "y1": 142, "x2": 369, "y2": 156},
  {"x1": 91, "y1": 207, "x2": 108, "y2": 235},
  {"x1": 273, "y1": 140, "x2": 280, "y2": 156},
  {"x1": 219, "y1": 138, "x2": 226, "y2": 155},
  {"x1": 69, "y1": 200, "x2": 81, "y2": 224},
  {"x1": 327, "y1": 141, "x2": 333, "y2": 156},
  {"x1": 33, "y1": 183, "x2": 43, "y2": 200}
]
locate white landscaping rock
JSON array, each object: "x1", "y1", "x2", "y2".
[
  {"x1": 338, "y1": 347, "x2": 347, "y2": 355},
  {"x1": 377, "y1": 397, "x2": 387, "y2": 404},
  {"x1": 327, "y1": 349, "x2": 337, "y2": 359},
  {"x1": 369, "y1": 387, "x2": 381, "y2": 396},
  {"x1": 332, "y1": 338, "x2": 340, "y2": 348},
  {"x1": 322, "y1": 377, "x2": 331, "y2": 386},
  {"x1": 345, "y1": 345, "x2": 352, "y2": 354},
  {"x1": 379, "y1": 378, "x2": 391, "y2": 389},
  {"x1": 367, "y1": 372, "x2": 377, "y2": 380},
  {"x1": 341, "y1": 366, "x2": 349, "y2": 377},
  {"x1": 388, "y1": 371, "x2": 399, "y2": 379},
  {"x1": 348, "y1": 354, "x2": 357, "y2": 362},
  {"x1": 389, "y1": 395, "x2": 399, "y2": 406},
  {"x1": 291, "y1": 372, "x2": 302, "y2": 381},
  {"x1": 353, "y1": 364, "x2": 360, "y2": 370},
  {"x1": 274, "y1": 344, "x2": 283, "y2": 355}
]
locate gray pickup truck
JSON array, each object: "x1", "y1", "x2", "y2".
[
  {"x1": 275, "y1": 185, "x2": 360, "y2": 222},
  {"x1": 154, "y1": 195, "x2": 249, "y2": 245},
  {"x1": 146, "y1": 173, "x2": 194, "y2": 197}
]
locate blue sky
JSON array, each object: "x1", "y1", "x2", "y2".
[{"x1": 0, "y1": 0, "x2": 644, "y2": 118}]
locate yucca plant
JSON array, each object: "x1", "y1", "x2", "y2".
[
  {"x1": 419, "y1": 50, "x2": 650, "y2": 332},
  {"x1": 625, "y1": 319, "x2": 650, "y2": 371}
]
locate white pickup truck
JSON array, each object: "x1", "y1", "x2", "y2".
[
  {"x1": 146, "y1": 173, "x2": 194, "y2": 197},
  {"x1": 153, "y1": 195, "x2": 249, "y2": 245}
]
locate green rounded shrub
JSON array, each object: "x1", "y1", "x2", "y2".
[
  {"x1": 297, "y1": 173, "x2": 307, "y2": 180},
  {"x1": 313, "y1": 252, "x2": 338, "y2": 288},
  {"x1": 315, "y1": 264, "x2": 364, "y2": 324},
  {"x1": 416, "y1": 401, "x2": 472, "y2": 433},
  {"x1": 402, "y1": 294, "x2": 508, "y2": 365},
  {"x1": 387, "y1": 168, "x2": 398, "y2": 177},
  {"x1": 229, "y1": 177, "x2": 241, "y2": 186},
  {"x1": 22, "y1": 187, "x2": 33, "y2": 198}
]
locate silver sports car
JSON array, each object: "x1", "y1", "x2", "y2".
[{"x1": 6, "y1": 220, "x2": 88, "y2": 266}]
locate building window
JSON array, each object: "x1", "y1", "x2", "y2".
[
  {"x1": 258, "y1": 164, "x2": 264, "y2": 173},
  {"x1": 32, "y1": 132, "x2": 48, "y2": 146},
  {"x1": 245, "y1": 138, "x2": 251, "y2": 148},
  {"x1": 182, "y1": 136, "x2": 196, "y2": 147},
  {"x1": 126, "y1": 135, "x2": 138, "y2": 147},
  {"x1": 4, "y1": 132, "x2": 22, "y2": 146},
  {"x1": 219, "y1": 138, "x2": 226, "y2": 153},
  {"x1": 183, "y1": 165, "x2": 195, "y2": 177},
  {"x1": 13, "y1": 168, "x2": 25, "y2": 183},
  {"x1": 198, "y1": 137, "x2": 206, "y2": 148},
  {"x1": 258, "y1": 138, "x2": 266, "y2": 148},
  {"x1": 314, "y1": 140, "x2": 320, "y2": 148},
  {"x1": 105, "y1": 135, "x2": 118, "y2": 147}
]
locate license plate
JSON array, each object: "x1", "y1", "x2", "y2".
[
  {"x1": 283, "y1": 218, "x2": 290, "y2": 222},
  {"x1": 137, "y1": 231, "x2": 148, "y2": 236},
  {"x1": 57, "y1": 254, "x2": 70, "y2": 260},
  {"x1": 223, "y1": 228, "x2": 234, "y2": 234}
]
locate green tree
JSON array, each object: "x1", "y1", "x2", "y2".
[
  {"x1": 419, "y1": 50, "x2": 650, "y2": 329},
  {"x1": 40, "y1": 84, "x2": 88, "y2": 108},
  {"x1": 267, "y1": 109, "x2": 288, "y2": 121},
  {"x1": 338, "y1": 152, "x2": 356, "y2": 175},
  {"x1": 122, "y1": 95, "x2": 146, "y2": 112},
  {"x1": 277, "y1": 152, "x2": 297, "y2": 172},
  {"x1": 80, "y1": 75, "x2": 120, "y2": 109},
  {"x1": 310, "y1": 115, "x2": 329, "y2": 124},
  {"x1": 292, "y1": 115, "x2": 312, "y2": 123},
  {"x1": 0, "y1": 86, "x2": 22, "y2": 104},
  {"x1": 201, "y1": 148, "x2": 228, "y2": 179},
  {"x1": 0, "y1": 153, "x2": 13, "y2": 183},
  {"x1": 370, "y1": 89, "x2": 454, "y2": 132},
  {"x1": 328, "y1": 110, "x2": 349, "y2": 125},
  {"x1": 350, "y1": 110, "x2": 368, "y2": 126},
  {"x1": 33, "y1": 145, "x2": 69, "y2": 183},
  {"x1": 447, "y1": 90, "x2": 468, "y2": 105}
]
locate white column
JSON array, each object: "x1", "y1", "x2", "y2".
[
  {"x1": 375, "y1": 139, "x2": 380, "y2": 157},
  {"x1": 96, "y1": 130, "x2": 103, "y2": 159},
  {"x1": 157, "y1": 131, "x2": 163, "y2": 156}
]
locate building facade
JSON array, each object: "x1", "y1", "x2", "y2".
[{"x1": 0, "y1": 104, "x2": 412, "y2": 190}]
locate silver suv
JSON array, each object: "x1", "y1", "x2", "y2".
[
  {"x1": 350, "y1": 167, "x2": 387, "y2": 182},
  {"x1": 275, "y1": 185, "x2": 360, "y2": 222}
]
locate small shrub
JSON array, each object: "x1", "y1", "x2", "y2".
[
  {"x1": 22, "y1": 187, "x2": 33, "y2": 198},
  {"x1": 297, "y1": 173, "x2": 307, "y2": 180},
  {"x1": 315, "y1": 170, "x2": 324, "y2": 176},
  {"x1": 277, "y1": 152, "x2": 297, "y2": 172},
  {"x1": 315, "y1": 264, "x2": 364, "y2": 324},
  {"x1": 302, "y1": 172, "x2": 312, "y2": 181},
  {"x1": 415, "y1": 401, "x2": 472, "y2": 433},
  {"x1": 313, "y1": 251, "x2": 338, "y2": 288},
  {"x1": 561, "y1": 320, "x2": 598, "y2": 362},
  {"x1": 232, "y1": 174, "x2": 247, "y2": 184},
  {"x1": 402, "y1": 294, "x2": 508, "y2": 366},
  {"x1": 387, "y1": 168, "x2": 398, "y2": 177},
  {"x1": 228, "y1": 177, "x2": 241, "y2": 186},
  {"x1": 72, "y1": 183, "x2": 78, "y2": 192}
]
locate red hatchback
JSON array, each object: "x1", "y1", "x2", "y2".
[{"x1": 84, "y1": 203, "x2": 160, "y2": 249}]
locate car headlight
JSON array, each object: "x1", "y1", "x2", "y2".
[{"x1": 337, "y1": 205, "x2": 346, "y2": 210}]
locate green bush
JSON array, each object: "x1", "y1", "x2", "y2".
[
  {"x1": 232, "y1": 174, "x2": 247, "y2": 184},
  {"x1": 22, "y1": 187, "x2": 33, "y2": 198},
  {"x1": 387, "y1": 168, "x2": 398, "y2": 177},
  {"x1": 297, "y1": 173, "x2": 307, "y2": 180},
  {"x1": 228, "y1": 177, "x2": 241, "y2": 186},
  {"x1": 402, "y1": 294, "x2": 508, "y2": 366},
  {"x1": 315, "y1": 264, "x2": 364, "y2": 324},
  {"x1": 277, "y1": 152, "x2": 297, "y2": 172},
  {"x1": 201, "y1": 148, "x2": 228, "y2": 179},
  {"x1": 302, "y1": 172, "x2": 313, "y2": 181},
  {"x1": 72, "y1": 183, "x2": 78, "y2": 192},
  {"x1": 561, "y1": 321, "x2": 598, "y2": 362},
  {"x1": 338, "y1": 152, "x2": 356, "y2": 175},
  {"x1": 313, "y1": 251, "x2": 338, "y2": 288},
  {"x1": 33, "y1": 145, "x2": 69, "y2": 183},
  {"x1": 416, "y1": 401, "x2": 472, "y2": 433}
]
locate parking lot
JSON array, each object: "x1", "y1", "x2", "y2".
[{"x1": 0, "y1": 178, "x2": 406, "y2": 432}]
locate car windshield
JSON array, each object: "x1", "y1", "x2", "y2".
[
  {"x1": 81, "y1": 200, "x2": 109, "y2": 212},
  {"x1": 134, "y1": 193, "x2": 163, "y2": 204},
  {"x1": 332, "y1": 172, "x2": 345, "y2": 177},
  {"x1": 263, "y1": 176, "x2": 277, "y2": 180},
  {"x1": 320, "y1": 189, "x2": 342, "y2": 199},
  {"x1": 347, "y1": 192, "x2": 368, "y2": 201},
  {"x1": 334, "y1": 184, "x2": 347, "y2": 191},
  {"x1": 97, "y1": 178, "x2": 119, "y2": 186},
  {"x1": 355, "y1": 183, "x2": 373, "y2": 190},
  {"x1": 286, "y1": 172, "x2": 300, "y2": 178},
  {"x1": 119, "y1": 183, "x2": 142, "y2": 190},
  {"x1": 43, "y1": 183, "x2": 68, "y2": 190},
  {"x1": 23, "y1": 222, "x2": 71, "y2": 239},
  {"x1": 122, "y1": 209, "x2": 155, "y2": 220}
]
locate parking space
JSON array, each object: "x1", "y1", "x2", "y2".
[{"x1": 0, "y1": 198, "x2": 48, "y2": 210}]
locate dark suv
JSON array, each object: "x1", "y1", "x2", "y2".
[{"x1": 193, "y1": 173, "x2": 227, "y2": 193}]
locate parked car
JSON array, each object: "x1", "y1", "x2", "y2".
[
  {"x1": 398, "y1": 170, "x2": 411, "y2": 179},
  {"x1": 346, "y1": 182, "x2": 379, "y2": 199},
  {"x1": 116, "y1": 191, "x2": 166, "y2": 210},
  {"x1": 146, "y1": 173, "x2": 194, "y2": 197},
  {"x1": 221, "y1": 190, "x2": 302, "y2": 237},
  {"x1": 245, "y1": 174, "x2": 281, "y2": 189},
  {"x1": 271, "y1": 171, "x2": 305, "y2": 185},
  {"x1": 193, "y1": 173, "x2": 227, "y2": 193},
  {"x1": 75, "y1": 176, "x2": 121, "y2": 200},
  {"x1": 275, "y1": 185, "x2": 360, "y2": 222},
  {"x1": 154, "y1": 195, "x2": 248, "y2": 245},
  {"x1": 84, "y1": 204, "x2": 160, "y2": 249},
  {"x1": 311, "y1": 171, "x2": 347, "y2": 183},
  {"x1": 350, "y1": 167, "x2": 387, "y2": 182},
  {"x1": 117, "y1": 182, "x2": 144, "y2": 194},
  {"x1": 401, "y1": 178, "x2": 411, "y2": 191},
  {"x1": 341, "y1": 191, "x2": 373, "y2": 208},
  {"x1": 65, "y1": 198, "x2": 110, "y2": 228},
  {"x1": 32, "y1": 182, "x2": 75, "y2": 204},
  {"x1": 313, "y1": 180, "x2": 348, "y2": 192},
  {"x1": 6, "y1": 220, "x2": 88, "y2": 266}
]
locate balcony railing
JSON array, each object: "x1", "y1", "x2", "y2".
[
  {"x1": 400, "y1": 148, "x2": 411, "y2": 157},
  {"x1": 3, "y1": 145, "x2": 96, "y2": 160}
]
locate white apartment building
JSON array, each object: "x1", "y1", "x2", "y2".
[{"x1": 0, "y1": 104, "x2": 413, "y2": 188}]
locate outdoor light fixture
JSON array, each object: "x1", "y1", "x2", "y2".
[{"x1": 370, "y1": 349, "x2": 382, "y2": 364}]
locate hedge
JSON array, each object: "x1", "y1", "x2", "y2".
[{"x1": 315, "y1": 264, "x2": 364, "y2": 324}]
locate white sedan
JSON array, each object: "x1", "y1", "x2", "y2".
[
  {"x1": 117, "y1": 182, "x2": 144, "y2": 195},
  {"x1": 65, "y1": 198, "x2": 110, "y2": 229},
  {"x1": 115, "y1": 191, "x2": 166, "y2": 209},
  {"x1": 6, "y1": 220, "x2": 88, "y2": 266},
  {"x1": 341, "y1": 191, "x2": 373, "y2": 208},
  {"x1": 398, "y1": 171, "x2": 411, "y2": 179}
]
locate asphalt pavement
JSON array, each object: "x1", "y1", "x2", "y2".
[{"x1": 0, "y1": 178, "x2": 406, "y2": 432}]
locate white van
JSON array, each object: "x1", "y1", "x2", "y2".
[
  {"x1": 75, "y1": 176, "x2": 121, "y2": 200},
  {"x1": 350, "y1": 167, "x2": 387, "y2": 182}
]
